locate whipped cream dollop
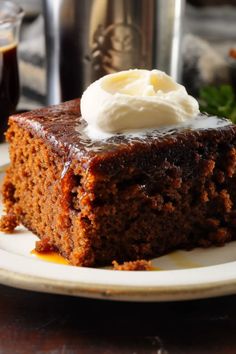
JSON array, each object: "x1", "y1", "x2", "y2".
[{"x1": 81, "y1": 69, "x2": 200, "y2": 135}]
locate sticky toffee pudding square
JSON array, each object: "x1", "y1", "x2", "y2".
[{"x1": 1, "y1": 99, "x2": 236, "y2": 266}]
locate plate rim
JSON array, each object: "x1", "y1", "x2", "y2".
[
  {"x1": 1, "y1": 247, "x2": 236, "y2": 301},
  {"x1": 1, "y1": 265, "x2": 236, "y2": 302}
]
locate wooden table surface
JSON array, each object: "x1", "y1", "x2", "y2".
[{"x1": 0, "y1": 285, "x2": 236, "y2": 354}]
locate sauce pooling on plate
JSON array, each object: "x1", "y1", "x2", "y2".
[{"x1": 31, "y1": 249, "x2": 69, "y2": 265}]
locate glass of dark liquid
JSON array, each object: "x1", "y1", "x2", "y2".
[{"x1": 0, "y1": 1, "x2": 24, "y2": 142}]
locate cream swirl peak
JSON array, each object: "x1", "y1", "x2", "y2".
[{"x1": 81, "y1": 69, "x2": 200, "y2": 134}]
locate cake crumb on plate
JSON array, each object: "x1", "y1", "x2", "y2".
[
  {"x1": 0, "y1": 214, "x2": 19, "y2": 233},
  {"x1": 112, "y1": 259, "x2": 153, "y2": 271}
]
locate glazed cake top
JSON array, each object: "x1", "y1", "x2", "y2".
[{"x1": 10, "y1": 98, "x2": 235, "y2": 162}]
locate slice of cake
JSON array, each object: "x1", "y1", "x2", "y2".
[
  {"x1": 1, "y1": 100, "x2": 236, "y2": 266},
  {"x1": 1, "y1": 69, "x2": 236, "y2": 267}
]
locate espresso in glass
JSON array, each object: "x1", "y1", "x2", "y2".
[
  {"x1": 0, "y1": 43, "x2": 19, "y2": 141},
  {"x1": 0, "y1": 1, "x2": 23, "y2": 142}
]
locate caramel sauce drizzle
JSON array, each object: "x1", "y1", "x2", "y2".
[{"x1": 31, "y1": 249, "x2": 69, "y2": 265}]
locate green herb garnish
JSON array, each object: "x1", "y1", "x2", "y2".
[{"x1": 199, "y1": 85, "x2": 236, "y2": 123}]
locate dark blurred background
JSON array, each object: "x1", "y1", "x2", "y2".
[{"x1": 12, "y1": 0, "x2": 236, "y2": 109}]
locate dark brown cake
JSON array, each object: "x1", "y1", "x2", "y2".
[{"x1": 1, "y1": 98, "x2": 236, "y2": 267}]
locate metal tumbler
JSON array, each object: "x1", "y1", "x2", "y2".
[{"x1": 43, "y1": 0, "x2": 185, "y2": 105}]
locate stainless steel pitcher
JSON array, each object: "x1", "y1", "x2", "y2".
[{"x1": 43, "y1": 0, "x2": 185, "y2": 105}]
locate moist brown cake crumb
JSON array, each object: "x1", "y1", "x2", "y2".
[
  {"x1": 35, "y1": 238, "x2": 55, "y2": 253},
  {"x1": 112, "y1": 260, "x2": 153, "y2": 271},
  {"x1": 0, "y1": 214, "x2": 18, "y2": 233}
]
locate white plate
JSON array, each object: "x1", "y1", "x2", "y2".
[
  {"x1": 1, "y1": 194, "x2": 236, "y2": 301},
  {"x1": 1, "y1": 145, "x2": 236, "y2": 301}
]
